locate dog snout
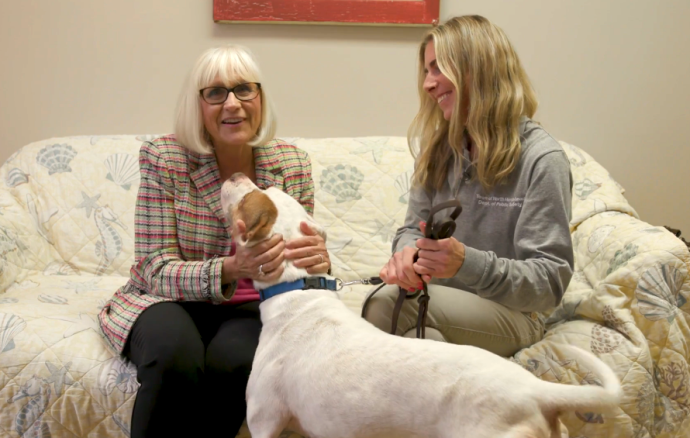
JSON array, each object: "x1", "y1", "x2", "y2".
[{"x1": 228, "y1": 172, "x2": 250, "y2": 185}]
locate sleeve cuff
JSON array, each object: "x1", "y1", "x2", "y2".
[
  {"x1": 395, "y1": 235, "x2": 419, "y2": 253},
  {"x1": 203, "y1": 256, "x2": 235, "y2": 303},
  {"x1": 221, "y1": 281, "x2": 238, "y2": 301},
  {"x1": 454, "y1": 245, "x2": 487, "y2": 286}
]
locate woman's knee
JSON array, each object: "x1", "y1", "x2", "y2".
[
  {"x1": 421, "y1": 287, "x2": 544, "y2": 356},
  {"x1": 206, "y1": 318, "x2": 262, "y2": 378},
  {"x1": 128, "y1": 303, "x2": 205, "y2": 384},
  {"x1": 206, "y1": 341, "x2": 255, "y2": 378},
  {"x1": 154, "y1": 337, "x2": 205, "y2": 380}
]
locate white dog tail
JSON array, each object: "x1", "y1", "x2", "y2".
[{"x1": 539, "y1": 345, "x2": 622, "y2": 413}]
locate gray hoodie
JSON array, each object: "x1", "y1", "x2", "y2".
[{"x1": 393, "y1": 117, "x2": 574, "y2": 312}]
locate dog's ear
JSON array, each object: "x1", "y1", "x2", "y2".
[{"x1": 235, "y1": 190, "x2": 278, "y2": 244}]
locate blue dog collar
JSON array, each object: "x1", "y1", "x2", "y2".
[{"x1": 259, "y1": 277, "x2": 339, "y2": 301}]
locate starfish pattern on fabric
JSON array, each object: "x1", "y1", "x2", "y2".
[
  {"x1": 48, "y1": 313, "x2": 100, "y2": 338},
  {"x1": 526, "y1": 351, "x2": 573, "y2": 382},
  {"x1": 326, "y1": 236, "x2": 352, "y2": 254},
  {"x1": 45, "y1": 361, "x2": 75, "y2": 396},
  {"x1": 351, "y1": 138, "x2": 401, "y2": 164},
  {"x1": 62, "y1": 279, "x2": 104, "y2": 294},
  {"x1": 372, "y1": 218, "x2": 397, "y2": 242},
  {"x1": 532, "y1": 351, "x2": 574, "y2": 381},
  {"x1": 580, "y1": 371, "x2": 603, "y2": 387},
  {"x1": 77, "y1": 191, "x2": 101, "y2": 218},
  {"x1": 26, "y1": 194, "x2": 58, "y2": 243}
]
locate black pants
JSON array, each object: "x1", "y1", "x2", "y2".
[{"x1": 123, "y1": 300, "x2": 262, "y2": 438}]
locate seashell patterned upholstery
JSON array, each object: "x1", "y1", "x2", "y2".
[{"x1": 0, "y1": 135, "x2": 688, "y2": 438}]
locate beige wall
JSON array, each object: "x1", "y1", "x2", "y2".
[{"x1": 1, "y1": 0, "x2": 689, "y2": 233}]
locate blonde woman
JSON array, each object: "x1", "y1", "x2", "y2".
[
  {"x1": 99, "y1": 46, "x2": 330, "y2": 437},
  {"x1": 365, "y1": 15, "x2": 573, "y2": 357}
]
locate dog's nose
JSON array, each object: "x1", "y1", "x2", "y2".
[{"x1": 228, "y1": 172, "x2": 248, "y2": 184}]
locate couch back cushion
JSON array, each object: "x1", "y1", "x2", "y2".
[
  {"x1": 0, "y1": 135, "x2": 636, "y2": 283},
  {"x1": 0, "y1": 135, "x2": 147, "y2": 277},
  {"x1": 287, "y1": 137, "x2": 415, "y2": 281},
  {"x1": 0, "y1": 135, "x2": 415, "y2": 280}
]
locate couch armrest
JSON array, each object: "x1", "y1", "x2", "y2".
[
  {"x1": 0, "y1": 188, "x2": 30, "y2": 291},
  {"x1": 573, "y1": 212, "x2": 688, "y2": 282},
  {"x1": 569, "y1": 211, "x2": 690, "y2": 330},
  {"x1": 0, "y1": 171, "x2": 61, "y2": 292},
  {"x1": 560, "y1": 141, "x2": 639, "y2": 230}
]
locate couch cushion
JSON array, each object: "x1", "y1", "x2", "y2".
[
  {"x1": 0, "y1": 135, "x2": 150, "y2": 277},
  {"x1": 284, "y1": 136, "x2": 414, "y2": 282},
  {"x1": 0, "y1": 273, "x2": 136, "y2": 436},
  {"x1": 559, "y1": 141, "x2": 639, "y2": 229}
]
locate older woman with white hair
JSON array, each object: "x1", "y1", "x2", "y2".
[{"x1": 99, "y1": 45, "x2": 330, "y2": 437}]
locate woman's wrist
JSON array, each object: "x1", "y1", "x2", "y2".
[{"x1": 221, "y1": 256, "x2": 238, "y2": 285}]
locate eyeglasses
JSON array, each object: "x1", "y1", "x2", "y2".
[{"x1": 199, "y1": 82, "x2": 261, "y2": 104}]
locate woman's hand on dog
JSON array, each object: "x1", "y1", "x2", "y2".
[
  {"x1": 285, "y1": 222, "x2": 331, "y2": 274},
  {"x1": 222, "y1": 219, "x2": 285, "y2": 283}
]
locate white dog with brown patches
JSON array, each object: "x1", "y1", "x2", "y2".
[{"x1": 220, "y1": 173, "x2": 621, "y2": 438}]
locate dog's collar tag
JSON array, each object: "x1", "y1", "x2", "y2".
[{"x1": 259, "y1": 277, "x2": 339, "y2": 301}]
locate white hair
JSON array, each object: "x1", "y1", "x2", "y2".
[{"x1": 174, "y1": 45, "x2": 277, "y2": 154}]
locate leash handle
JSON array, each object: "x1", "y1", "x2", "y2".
[
  {"x1": 424, "y1": 199, "x2": 462, "y2": 240},
  {"x1": 409, "y1": 199, "x2": 462, "y2": 338},
  {"x1": 362, "y1": 200, "x2": 462, "y2": 338}
]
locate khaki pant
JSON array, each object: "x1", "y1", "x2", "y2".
[{"x1": 363, "y1": 284, "x2": 544, "y2": 357}]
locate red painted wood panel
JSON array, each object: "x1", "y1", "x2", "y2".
[{"x1": 214, "y1": 0, "x2": 439, "y2": 26}]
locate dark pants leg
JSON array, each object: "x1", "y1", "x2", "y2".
[
  {"x1": 124, "y1": 300, "x2": 262, "y2": 438},
  {"x1": 202, "y1": 301, "x2": 262, "y2": 434},
  {"x1": 124, "y1": 302, "x2": 205, "y2": 438}
]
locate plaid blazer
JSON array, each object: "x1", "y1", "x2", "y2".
[{"x1": 98, "y1": 135, "x2": 314, "y2": 353}]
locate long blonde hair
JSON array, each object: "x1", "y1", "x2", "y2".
[
  {"x1": 408, "y1": 15, "x2": 538, "y2": 191},
  {"x1": 174, "y1": 45, "x2": 277, "y2": 154}
]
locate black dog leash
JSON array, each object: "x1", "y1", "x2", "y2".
[{"x1": 361, "y1": 200, "x2": 462, "y2": 338}]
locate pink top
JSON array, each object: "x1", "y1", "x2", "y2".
[
  {"x1": 229, "y1": 278, "x2": 260, "y2": 304},
  {"x1": 225, "y1": 242, "x2": 260, "y2": 304}
]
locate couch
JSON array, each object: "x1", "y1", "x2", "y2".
[{"x1": 0, "y1": 134, "x2": 688, "y2": 438}]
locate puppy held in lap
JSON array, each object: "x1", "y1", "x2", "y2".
[{"x1": 221, "y1": 173, "x2": 621, "y2": 438}]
